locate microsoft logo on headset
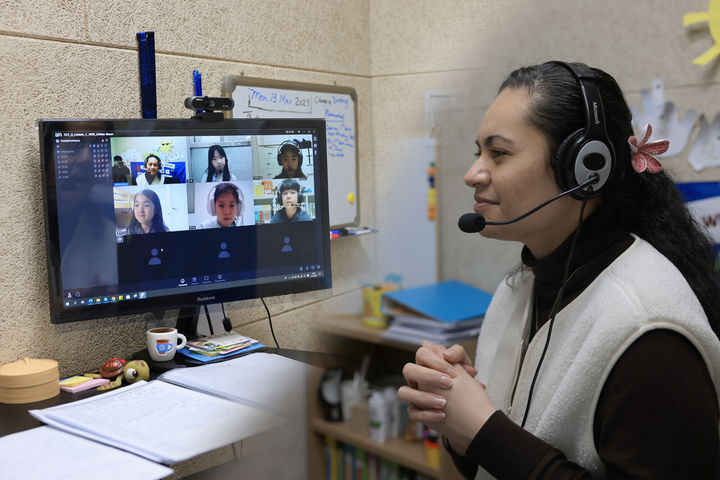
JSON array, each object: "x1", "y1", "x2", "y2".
[{"x1": 592, "y1": 102, "x2": 600, "y2": 125}]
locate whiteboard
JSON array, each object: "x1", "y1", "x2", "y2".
[{"x1": 223, "y1": 76, "x2": 359, "y2": 227}]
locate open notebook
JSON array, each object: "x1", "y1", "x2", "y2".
[{"x1": 29, "y1": 353, "x2": 314, "y2": 465}]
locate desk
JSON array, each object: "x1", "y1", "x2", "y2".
[{"x1": 0, "y1": 348, "x2": 341, "y2": 479}]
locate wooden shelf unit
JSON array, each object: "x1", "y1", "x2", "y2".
[
  {"x1": 308, "y1": 314, "x2": 473, "y2": 480},
  {"x1": 312, "y1": 418, "x2": 438, "y2": 477}
]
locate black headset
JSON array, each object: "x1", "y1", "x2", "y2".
[
  {"x1": 552, "y1": 62, "x2": 615, "y2": 200},
  {"x1": 276, "y1": 179, "x2": 304, "y2": 206},
  {"x1": 276, "y1": 141, "x2": 303, "y2": 167}
]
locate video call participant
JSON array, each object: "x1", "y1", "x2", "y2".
[
  {"x1": 398, "y1": 61, "x2": 720, "y2": 478},
  {"x1": 135, "y1": 154, "x2": 178, "y2": 186},
  {"x1": 127, "y1": 189, "x2": 169, "y2": 234},
  {"x1": 269, "y1": 179, "x2": 312, "y2": 224},
  {"x1": 112, "y1": 155, "x2": 130, "y2": 183},
  {"x1": 199, "y1": 182, "x2": 244, "y2": 228},
  {"x1": 203, "y1": 145, "x2": 237, "y2": 182},
  {"x1": 274, "y1": 141, "x2": 307, "y2": 179}
]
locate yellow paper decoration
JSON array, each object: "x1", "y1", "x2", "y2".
[{"x1": 684, "y1": 0, "x2": 720, "y2": 65}]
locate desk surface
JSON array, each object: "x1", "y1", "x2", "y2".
[{"x1": 0, "y1": 348, "x2": 338, "y2": 438}]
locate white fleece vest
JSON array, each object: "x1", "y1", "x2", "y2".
[{"x1": 473, "y1": 237, "x2": 720, "y2": 479}]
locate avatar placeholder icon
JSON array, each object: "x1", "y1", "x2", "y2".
[
  {"x1": 282, "y1": 236, "x2": 293, "y2": 252},
  {"x1": 149, "y1": 248, "x2": 162, "y2": 265},
  {"x1": 218, "y1": 242, "x2": 230, "y2": 259}
]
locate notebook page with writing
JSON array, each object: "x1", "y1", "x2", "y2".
[{"x1": 30, "y1": 380, "x2": 284, "y2": 464}]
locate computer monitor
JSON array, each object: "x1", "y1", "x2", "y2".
[{"x1": 39, "y1": 117, "x2": 332, "y2": 324}]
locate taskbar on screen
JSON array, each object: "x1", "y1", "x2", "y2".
[{"x1": 62, "y1": 269, "x2": 325, "y2": 310}]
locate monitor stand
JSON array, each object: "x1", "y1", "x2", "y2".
[{"x1": 175, "y1": 304, "x2": 232, "y2": 341}]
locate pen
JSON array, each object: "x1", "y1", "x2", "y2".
[{"x1": 342, "y1": 227, "x2": 376, "y2": 235}]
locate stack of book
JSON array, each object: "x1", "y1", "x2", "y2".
[{"x1": 380, "y1": 281, "x2": 492, "y2": 346}]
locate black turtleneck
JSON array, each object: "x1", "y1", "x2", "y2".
[{"x1": 446, "y1": 213, "x2": 719, "y2": 479}]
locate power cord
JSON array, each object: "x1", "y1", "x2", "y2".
[{"x1": 260, "y1": 297, "x2": 280, "y2": 348}]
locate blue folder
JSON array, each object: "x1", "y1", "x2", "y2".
[{"x1": 381, "y1": 280, "x2": 492, "y2": 323}]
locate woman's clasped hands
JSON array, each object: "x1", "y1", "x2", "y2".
[{"x1": 397, "y1": 341, "x2": 497, "y2": 453}]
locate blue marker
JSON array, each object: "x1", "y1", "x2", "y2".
[{"x1": 193, "y1": 70, "x2": 203, "y2": 114}]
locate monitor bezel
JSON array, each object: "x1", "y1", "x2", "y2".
[{"x1": 40, "y1": 117, "x2": 332, "y2": 324}]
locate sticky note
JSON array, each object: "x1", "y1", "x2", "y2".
[{"x1": 59, "y1": 376, "x2": 93, "y2": 387}]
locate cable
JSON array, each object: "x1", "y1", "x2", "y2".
[
  {"x1": 520, "y1": 192, "x2": 591, "y2": 428},
  {"x1": 260, "y1": 297, "x2": 280, "y2": 349},
  {"x1": 221, "y1": 302, "x2": 232, "y2": 332},
  {"x1": 203, "y1": 304, "x2": 214, "y2": 336}
]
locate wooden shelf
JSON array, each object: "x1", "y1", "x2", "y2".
[
  {"x1": 312, "y1": 418, "x2": 439, "y2": 478},
  {"x1": 316, "y1": 314, "x2": 419, "y2": 351},
  {"x1": 316, "y1": 314, "x2": 476, "y2": 357},
  {"x1": 309, "y1": 314, "x2": 471, "y2": 480}
]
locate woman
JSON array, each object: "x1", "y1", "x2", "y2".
[
  {"x1": 204, "y1": 145, "x2": 237, "y2": 182},
  {"x1": 136, "y1": 154, "x2": 175, "y2": 186},
  {"x1": 268, "y1": 179, "x2": 312, "y2": 223},
  {"x1": 199, "y1": 182, "x2": 243, "y2": 228},
  {"x1": 398, "y1": 61, "x2": 720, "y2": 478},
  {"x1": 127, "y1": 189, "x2": 168, "y2": 234}
]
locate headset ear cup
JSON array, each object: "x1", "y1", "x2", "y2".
[
  {"x1": 553, "y1": 129, "x2": 583, "y2": 194},
  {"x1": 207, "y1": 186, "x2": 216, "y2": 215}
]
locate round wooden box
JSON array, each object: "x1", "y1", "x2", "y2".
[{"x1": 0, "y1": 358, "x2": 59, "y2": 404}]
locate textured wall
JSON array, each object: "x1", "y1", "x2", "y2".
[
  {"x1": 367, "y1": 0, "x2": 720, "y2": 291},
  {"x1": 0, "y1": 0, "x2": 374, "y2": 377}
]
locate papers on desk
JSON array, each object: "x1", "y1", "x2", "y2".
[
  {"x1": 29, "y1": 379, "x2": 285, "y2": 465},
  {"x1": 160, "y1": 352, "x2": 316, "y2": 418},
  {"x1": 0, "y1": 426, "x2": 173, "y2": 480},
  {"x1": 178, "y1": 331, "x2": 265, "y2": 363}
]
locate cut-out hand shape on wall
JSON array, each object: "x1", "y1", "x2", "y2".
[
  {"x1": 689, "y1": 113, "x2": 720, "y2": 171},
  {"x1": 630, "y1": 79, "x2": 697, "y2": 158}
]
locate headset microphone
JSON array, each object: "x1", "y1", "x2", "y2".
[{"x1": 457, "y1": 174, "x2": 599, "y2": 233}]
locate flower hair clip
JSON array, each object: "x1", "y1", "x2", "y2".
[{"x1": 628, "y1": 124, "x2": 670, "y2": 174}]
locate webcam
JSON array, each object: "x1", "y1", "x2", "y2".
[
  {"x1": 185, "y1": 96, "x2": 234, "y2": 112},
  {"x1": 185, "y1": 96, "x2": 234, "y2": 122}
]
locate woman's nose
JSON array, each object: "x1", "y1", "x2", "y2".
[{"x1": 464, "y1": 158, "x2": 490, "y2": 187}]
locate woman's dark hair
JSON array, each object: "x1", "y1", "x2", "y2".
[
  {"x1": 127, "y1": 189, "x2": 167, "y2": 233},
  {"x1": 207, "y1": 145, "x2": 230, "y2": 182},
  {"x1": 499, "y1": 61, "x2": 720, "y2": 339}
]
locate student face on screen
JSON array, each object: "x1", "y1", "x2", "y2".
[
  {"x1": 282, "y1": 189, "x2": 298, "y2": 208},
  {"x1": 215, "y1": 191, "x2": 239, "y2": 227},
  {"x1": 280, "y1": 151, "x2": 300, "y2": 177},
  {"x1": 211, "y1": 150, "x2": 226, "y2": 174},
  {"x1": 134, "y1": 193, "x2": 155, "y2": 228}
]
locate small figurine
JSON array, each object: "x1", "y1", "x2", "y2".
[
  {"x1": 98, "y1": 357, "x2": 127, "y2": 379},
  {"x1": 97, "y1": 359, "x2": 150, "y2": 392}
]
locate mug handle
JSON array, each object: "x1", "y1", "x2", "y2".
[{"x1": 176, "y1": 333, "x2": 187, "y2": 350}]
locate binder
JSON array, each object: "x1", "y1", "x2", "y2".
[
  {"x1": 381, "y1": 280, "x2": 492, "y2": 324},
  {"x1": 380, "y1": 281, "x2": 492, "y2": 346}
]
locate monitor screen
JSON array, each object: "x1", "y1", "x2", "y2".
[{"x1": 39, "y1": 117, "x2": 332, "y2": 324}]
